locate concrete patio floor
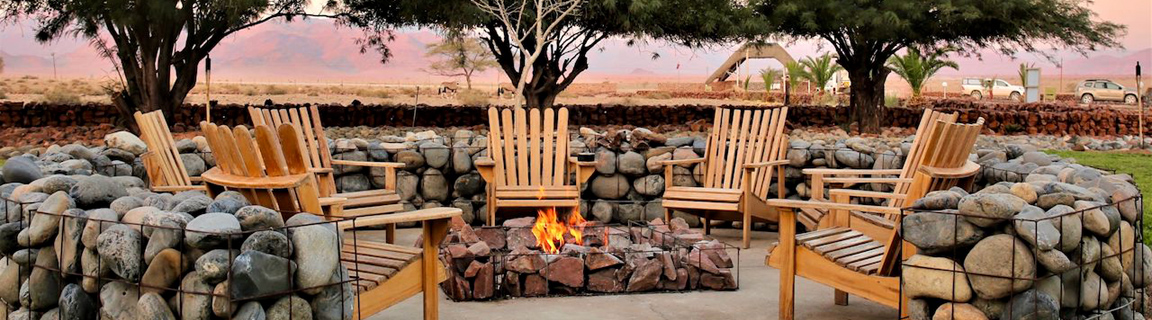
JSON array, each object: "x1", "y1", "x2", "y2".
[{"x1": 363, "y1": 227, "x2": 898, "y2": 320}]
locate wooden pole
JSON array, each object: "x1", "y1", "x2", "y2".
[
  {"x1": 1138, "y1": 62, "x2": 1144, "y2": 149},
  {"x1": 205, "y1": 55, "x2": 212, "y2": 122}
]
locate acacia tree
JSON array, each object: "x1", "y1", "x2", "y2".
[
  {"x1": 755, "y1": 0, "x2": 1123, "y2": 133},
  {"x1": 425, "y1": 29, "x2": 497, "y2": 89},
  {"x1": 887, "y1": 47, "x2": 958, "y2": 97},
  {"x1": 341, "y1": 0, "x2": 759, "y2": 109},
  {"x1": 1, "y1": 0, "x2": 350, "y2": 127}
]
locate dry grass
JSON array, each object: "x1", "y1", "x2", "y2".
[
  {"x1": 456, "y1": 89, "x2": 490, "y2": 106},
  {"x1": 42, "y1": 85, "x2": 82, "y2": 104}
]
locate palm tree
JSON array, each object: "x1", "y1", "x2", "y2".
[
  {"x1": 886, "y1": 47, "x2": 959, "y2": 97},
  {"x1": 783, "y1": 61, "x2": 807, "y2": 91},
  {"x1": 760, "y1": 67, "x2": 781, "y2": 92},
  {"x1": 799, "y1": 54, "x2": 844, "y2": 93},
  {"x1": 1018, "y1": 62, "x2": 1036, "y2": 87}
]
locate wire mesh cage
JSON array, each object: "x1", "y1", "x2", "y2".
[{"x1": 899, "y1": 192, "x2": 1147, "y2": 320}]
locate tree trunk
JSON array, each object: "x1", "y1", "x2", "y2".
[{"x1": 847, "y1": 67, "x2": 888, "y2": 133}]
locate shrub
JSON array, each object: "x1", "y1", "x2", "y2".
[
  {"x1": 42, "y1": 85, "x2": 82, "y2": 104},
  {"x1": 0, "y1": 89, "x2": 8, "y2": 100},
  {"x1": 356, "y1": 89, "x2": 391, "y2": 99},
  {"x1": 456, "y1": 89, "x2": 490, "y2": 106},
  {"x1": 263, "y1": 85, "x2": 289, "y2": 95},
  {"x1": 884, "y1": 95, "x2": 902, "y2": 107}
]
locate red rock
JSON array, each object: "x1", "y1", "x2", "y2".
[
  {"x1": 449, "y1": 216, "x2": 480, "y2": 243},
  {"x1": 447, "y1": 275, "x2": 471, "y2": 301},
  {"x1": 505, "y1": 246, "x2": 545, "y2": 273},
  {"x1": 626, "y1": 259, "x2": 662, "y2": 292},
  {"x1": 473, "y1": 263, "x2": 494, "y2": 299},
  {"x1": 446, "y1": 244, "x2": 475, "y2": 271},
  {"x1": 584, "y1": 248, "x2": 623, "y2": 270},
  {"x1": 675, "y1": 233, "x2": 705, "y2": 243},
  {"x1": 524, "y1": 274, "x2": 548, "y2": 296},
  {"x1": 674, "y1": 268, "x2": 688, "y2": 290},
  {"x1": 700, "y1": 270, "x2": 736, "y2": 290},
  {"x1": 659, "y1": 252, "x2": 677, "y2": 281},
  {"x1": 467, "y1": 241, "x2": 491, "y2": 257},
  {"x1": 464, "y1": 260, "x2": 484, "y2": 278},
  {"x1": 542, "y1": 256, "x2": 584, "y2": 287},
  {"x1": 669, "y1": 217, "x2": 690, "y2": 232},
  {"x1": 506, "y1": 228, "x2": 538, "y2": 250},
  {"x1": 587, "y1": 269, "x2": 623, "y2": 293},
  {"x1": 686, "y1": 265, "x2": 700, "y2": 289},
  {"x1": 505, "y1": 271, "x2": 522, "y2": 297},
  {"x1": 698, "y1": 240, "x2": 733, "y2": 268},
  {"x1": 475, "y1": 228, "x2": 507, "y2": 250},
  {"x1": 685, "y1": 248, "x2": 721, "y2": 274},
  {"x1": 503, "y1": 217, "x2": 535, "y2": 228}
]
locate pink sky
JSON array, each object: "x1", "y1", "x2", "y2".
[{"x1": 1, "y1": 0, "x2": 1148, "y2": 83}]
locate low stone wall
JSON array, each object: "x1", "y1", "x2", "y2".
[{"x1": 4, "y1": 100, "x2": 1149, "y2": 137}]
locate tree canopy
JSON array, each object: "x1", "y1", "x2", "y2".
[
  {"x1": 754, "y1": 0, "x2": 1124, "y2": 132},
  {"x1": 424, "y1": 29, "x2": 497, "y2": 89},
  {"x1": 341, "y1": 0, "x2": 761, "y2": 108},
  {"x1": 1, "y1": 0, "x2": 343, "y2": 127}
]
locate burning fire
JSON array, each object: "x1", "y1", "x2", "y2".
[{"x1": 531, "y1": 187, "x2": 593, "y2": 254}]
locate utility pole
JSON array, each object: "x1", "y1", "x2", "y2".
[
  {"x1": 1138, "y1": 62, "x2": 1144, "y2": 149},
  {"x1": 51, "y1": 53, "x2": 58, "y2": 80},
  {"x1": 205, "y1": 55, "x2": 212, "y2": 122}
]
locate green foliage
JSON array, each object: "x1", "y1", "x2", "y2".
[
  {"x1": 783, "y1": 61, "x2": 807, "y2": 89},
  {"x1": 887, "y1": 47, "x2": 958, "y2": 97},
  {"x1": 754, "y1": 0, "x2": 1124, "y2": 132},
  {"x1": 742, "y1": 75, "x2": 753, "y2": 91},
  {"x1": 759, "y1": 67, "x2": 781, "y2": 93},
  {"x1": 1046, "y1": 150, "x2": 1152, "y2": 244},
  {"x1": 798, "y1": 54, "x2": 843, "y2": 92},
  {"x1": 884, "y1": 95, "x2": 901, "y2": 107},
  {"x1": 1018, "y1": 62, "x2": 1036, "y2": 86},
  {"x1": 425, "y1": 29, "x2": 496, "y2": 89}
]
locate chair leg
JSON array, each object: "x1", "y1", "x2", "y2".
[
  {"x1": 664, "y1": 208, "x2": 671, "y2": 225},
  {"x1": 421, "y1": 221, "x2": 445, "y2": 320},
  {"x1": 834, "y1": 289, "x2": 849, "y2": 306},
  {"x1": 779, "y1": 212, "x2": 796, "y2": 320},
  {"x1": 385, "y1": 224, "x2": 396, "y2": 244},
  {"x1": 486, "y1": 197, "x2": 496, "y2": 227},
  {"x1": 703, "y1": 216, "x2": 711, "y2": 235},
  {"x1": 742, "y1": 211, "x2": 752, "y2": 249}
]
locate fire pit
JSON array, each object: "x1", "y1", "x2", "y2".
[{"x1": 439, "y1": 209, "x2": 740, "y2": 301}]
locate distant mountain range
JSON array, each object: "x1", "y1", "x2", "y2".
[{"x1": 2, "y1": 19, "x2": 1149, "y2": 83}]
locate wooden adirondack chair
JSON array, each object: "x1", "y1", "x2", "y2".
[
  {"x1": 659, "y1": 106, "x2": 790, "y2": 249},
  {"x1": 474, "y1": 107, "x2": 596, "y2": 226},
  {"x1": 249, "y1": 105, "x2": 407, "y2": 242},
  {"x1": 134, "y1": 110, "x2": 205, "y2": 192},
  {"x1": 797, "y1": 109, "x2": 960, "y2": 232},
  {"x1": 765, "y1": 117, "x2": 984, "y2": 320},
  {"x1": 198, "y1": 122, "x2": 458, "y2": 320}
]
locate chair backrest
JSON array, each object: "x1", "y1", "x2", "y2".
[
  {"x1": 877, "y1": 117, "x2": 985, "y2": 275},
  {"x1": 200, "y1": 121, "x2": 322, "y2": 215},
  {"x1": 701, "y1": 106, "x2": 789, "y2": 199},
  {"x1": 134, "y1": 110, "x2": 193, "y2": 189},
  {"x1": 485, "y1": 107, "x2": 571, "y2": 188},
  {"x1": 249, "y1": 105, "x2": 337, "y2": 196},
  {"x1": 888, "y1": 109, "x2": 959, "y2": 208}
]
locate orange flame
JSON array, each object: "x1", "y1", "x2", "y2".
[{"x1": 531, "y1": 187, "x2": 589, "y2": 254}]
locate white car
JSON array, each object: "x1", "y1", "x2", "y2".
[{"x1": 961, "y1": 78, "x2": 1025, "y2": 101}]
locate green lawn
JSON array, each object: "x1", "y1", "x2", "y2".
[{"x1": 1045, "y1": 150, "x2": 1152, "y2": 243}]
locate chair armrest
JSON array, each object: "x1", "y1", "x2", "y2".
[
  {"x1": 337, "y1": 207, "x2": 462, "y2": 230},
  {"x1": 309, "y1": 167, "x2": 334, "y2": 174},
  {"x1": 569, "y1": 157, "x2": 596, "y2": 167},
  {"x1": 743, "y1": 160, "x2": 789, "y2": 170},
  {"x1": 822, "y1": 177, "x2": 912, "y2": 184},
  {"x1": 200, "y1": 168, "x2": 310, "y2": 188},
  {"x1": 658, "y1": 158, "x2": 706, "y2": 166},
  {"x1": 475, "y1": 158, "x2": 495, "y2": 182},
  {"x1": 331, "y1": 159, "x2": 405, "y2": 168},
  {"x1": 918, "y1": 161, "x2": 980, "y2": 179},
  {"x1": 319, "y1": 197, "x2": 348, "y2": 207},
  {"x1": 475, "y1": 158, "x2": 495, "y2": 167},
  {"x1": 570, "y1": 157, "x2": 596, "y2": 185},
  {"x1": 827, "y1": 189, "x2": 907, "y2": 200},
  {"x1": 765, "y1": 198, "x2": 903, "y2": 216}
]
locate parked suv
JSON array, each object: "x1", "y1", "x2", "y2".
[
  {"x1": 961, "y1": 78, "x2": 1025, "y2": 101},
  {"x1": 1076, "y1": 79, "x2": 1139, "y2": 104}
]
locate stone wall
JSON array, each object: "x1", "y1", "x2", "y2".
[{"x1": 4, "y1": 100, "x2": 1150, "y2": 137}]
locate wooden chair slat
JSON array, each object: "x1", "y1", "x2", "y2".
[
  {"x1": 501, "y1": 109, "x2": 518, "y2": 186},
  {"x1": 529, "y1": 108, "x2": 542, "y2": 186},
  {"x1": 514, "y1": 108, "x2": 529, "y2": 186},
  {"x1": 542, "y1": 109, "x2": 556, "y2": 187},
  {"x1": 553, "y1": 108, "x2": 570, "y2": 186},
  {"x1": 487, "y1": 107, "x2": 507, "y2": 186}
]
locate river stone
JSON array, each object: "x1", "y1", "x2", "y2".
[
  {"x1": 310, "y1": 266, "x2": 353, "y2": 320},
  {"x1": 231, "y1": 251, "x2": 296, "y2": 300},
  {"x1": 1001, "y1": 289, "x2": 1060, "y2": 320},
  {"x1": 3, "y1": 157, "x2": 43, "y2": 183},
  {"x1": 451, "y1": 141, "x2": 473, "y2": 174},
  {"x1": 964, "y1": 235, "x2": 1035, "y2": 299},
  {"x1": 833, "y1": 149, "x2": 874, "y2": 168},
  {"x1": 911, "y1": 190, "x2": 963, "y2": 210},
  {"x1": 1126, "y1": 244, "x2": 1152, "y2": 288},
  {"x1": 211, "y1": 282, "x2": 235, "y2": 318},
  {"x1": 453, "y1": 173, "x2": 483, "y2": 197},
  {"x1": 632, "y1": 175, "x2": 665, "y2": 197},
  {"x1": 617, "y1": 151, "x2": 647, "y2": 176},
  {"x1": 1010, "y1": 183, "x2": 1038, "y2": 204},
  {"x1": 1033, "y1": 247, "x2": 1075, "y2": 274},
  {"x1": 903, "y1": 255, "x2": 973, "y2": 302},
  {"x1": 1099, "y1": 244, "x2": 1124, "y2": 282},
  {"x1": 54, "y1": 208, "x2": 86, "y2": 274},
  {"x1": 105, "y1": 132, "x2": 147, "y2": 155},
  {"x1": 97, "y1": 224, "x2": 143, "y2": 281},
  {"x1": 21, "y1": 191, "x2": 72, "y2": 247},
  {"x1": 0, "y1": 257, "x2": 29, "y2": 306},
  {"x1": 1109, "y1": 221, "x2": 1136, "y2": 269},
  {"x1": 647, "y1": 152, "x2": 671, "y2": 173},
  {"x1": 143, "y1": 218, "x2": 184, "y2": 264},
  {"x1": 180, "y1": 154, "x2": 207, "y2": 177},
  {"x1": 194, "y1": 249, "x2": 238, "y2": 284},
  {"x1": 235, "y1": 206, "x2": 285, "y2": 231},
  {"x1": 958, "y1": 193, "x2": 1026, "y2": 227},
  {"x1": 1045, "y1": 205, "x2": 1082, "y2": 252},
  {"x1": 1079, "y1": 235, "x2": 1102, "y2": 274},
  {"x1": 81, "y1": 249, "x2": 109, "y2": 293},
  {"x1": 206, "y1": 196, "x2": 247, "y2": 214},
  {"x1": 933, "y1": 303, "x2": 987, "y2": 320},
  {"x1": 394, "y1": 150, "x2": 425, "y2": 170},
  {"x1": 177, "y1": 272, "x2": 213, "y2": 320},
  {"x1": 57, "y1": 284, "x2": 96, "y2": 320},
  {"x1": 595, "y1": 149, "x2": 617, "y2": 175},
  {"x1": 1081, "y1": 271, "x2": 1109, "y2": 310},
  {"x1": 903, "y1": 211, "x2": 985, "y2": 254},
  {"x1": 267, "y1": 296, "x2": 312, "y2": 320},
  {"x1": 35, "y1": 175, "x2": 78, "y2": 194},
  {"x1": 419, "y1": 142, "x2": 450, "y2": 168},
  {"x1": 184, "y1": 212, "x2": 241, "y2": 249},
  {"x1": 590, "y1": 175, "x2": 630, "y2": 199},
  {"x1": 69, "y1": 175, "x2": 127, "y2": 208},
  {"x1": 1013, "y1": 205, "x2": 1060, "y2": 251},
  {"x1": 0, "y1": 221, "x2": 25, "y2": 255},
  {"x1": 242, "y1": 231, "x2": 291, "y2": 258},
  {"x1": 27, "y1": 246, "x2": 63, "y2": 310},
  {"x1": 420, "y1": 168, "x2": 449, "y2": 201},
  {"x1": 170, "y1": 195, "x2": 211, "y2": 215},
  {"x1": 234, "y1": 302, "x2": 266, "y2": 320},
  {"x1": 1075, "y1": 200, "x2": 1114, "y2": 237},
  {"x1": 137, "y1": 292, "x2": 176, "y2": 320},
  {"x1": 291, "y1": 223, "x2": 340, "y2": 295},
  {"x1": 110, "y1": 196, "x2": 144, "y2": 216},
  {"x1": 141, "y1": 249, "x2": 187, "y2": 295},
  {"x1": 99, "y1": 282, "x2": 139, "y2": 320}
]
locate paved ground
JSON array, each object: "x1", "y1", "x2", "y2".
[{"x1": 360, "y1": 227, "x2": 897, "y2": 320}]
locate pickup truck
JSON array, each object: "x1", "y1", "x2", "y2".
[{"x1": 961, "y1": 78, "x2": 1025, "y2": 101}]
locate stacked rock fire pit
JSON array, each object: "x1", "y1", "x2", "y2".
[
  {"x1": 439, "y1": 214, "x2": 738, "y2": 301},
  {"x1": 901, "y1": 161, "x2": 1148, "y2": 320}
]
